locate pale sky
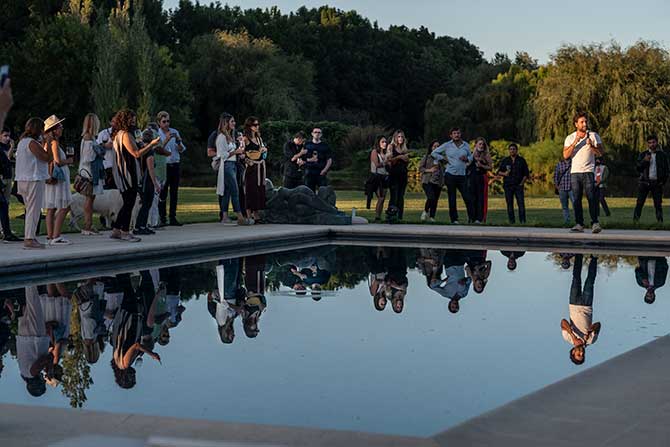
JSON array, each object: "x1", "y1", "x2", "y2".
[{"x1": 163, "y1": 0, "x2": 669, "y2": 63}]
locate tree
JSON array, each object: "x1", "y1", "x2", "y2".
[{"x1": 534, "y1": 41, "x2": 670, "y2": 155}]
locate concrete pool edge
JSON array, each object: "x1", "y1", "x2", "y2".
[
  {"x1": 432, "y1": 334, "x2": 670, "y2": 446},
  {"x1": 2, "y1": 223, "x2": 670, "y2": 281}
]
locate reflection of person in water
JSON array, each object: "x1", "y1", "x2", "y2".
[
  {"x1": 77, "y1": 279, "x2": 107, "y2": 364},
  {"x1": 465, "y1": 251, "x2": 491, "y2": 293},
  {"x1": 386, "y1": 247, "x2": 408, "y2": 313},
  {"x1": 635, "y1": 257, "x2": 668, "y2": 304},
  {"x1": 367, "y1": 247, "x2": 391, "y2": 311},
  {"x1": 110, "y1": 272, "x2": 162, "y2": 389},
  {"x1": 431, "y1": 250, "x2": 472, "y2": 314},
  {"x1": 16, "y1": 286, "x2": 53, "y2": 397},
  {"x1": 561, "y1": 254, "x2": 601, "y2": 365},
  {"x1": 208, "y1": 259, "x2": 245, "y2": 344},
  {"x1": 41, "y1": 283, "x2": 71, "y2": 385},
  {"x1": 501, "y1": 251, "x2": 525, "y2": 271},
  {"x1": 243, "y1": 255, "x2": 267, "y2": 338}
]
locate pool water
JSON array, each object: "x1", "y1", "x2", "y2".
[{"x1": 0, "y1": 246, "x2": 668, "y2": 436}]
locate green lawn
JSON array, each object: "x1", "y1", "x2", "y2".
[{"x1": 6, "y1": 187, "x2": 669, "y2": 235}]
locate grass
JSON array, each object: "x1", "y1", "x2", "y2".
[{"x1": 5, "y1": 187, "x2": 670, "y2": 235}]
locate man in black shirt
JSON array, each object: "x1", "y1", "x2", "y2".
[
  {"x1": 634, "y1": 134, "x2": 669, "y2": 223},
  {"x1": 304, "y1": 127, "x2": 333, "y2": 192},
  {"x1": 497, "y1": 143, "x2": 529, "y2": 224},
  {"x1": 0, "y1": 127, "x2": 19, "y2": 241},
  {"x1": 282, "y1": 131, "x2": 307, "y2": 189}
]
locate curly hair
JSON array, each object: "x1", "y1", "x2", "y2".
[
  {"x1": 111, "y1": 359, "x2": 136, "y2": 389},
  {"x1": 111, "y1": 109, "x2": 137, "y2": 139}
]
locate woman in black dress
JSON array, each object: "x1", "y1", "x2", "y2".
[{"x1": 242, "y1": 117, "x2": 267, "y2": 223}]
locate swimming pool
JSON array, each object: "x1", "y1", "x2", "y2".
[{"x1": 0, "y1": 245, "x2": 668, "y2": 436}]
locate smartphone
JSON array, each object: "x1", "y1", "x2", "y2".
[{"x1": 0, "y1": 65, "x2": 8, "y2": 88}]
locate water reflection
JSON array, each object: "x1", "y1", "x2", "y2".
[{"x1": 0, "y1": 246, "x2": 668, "y2": 416}]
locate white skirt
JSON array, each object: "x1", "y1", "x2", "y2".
[
  {"x1": 41, "y1": 295, "x2": 72, "y2": 339},
  {"x1": 44, "y1": 170, "x2": 73, "y2": 209}
]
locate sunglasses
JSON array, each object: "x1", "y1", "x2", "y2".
[
  {"x1": 161, "y1": 120, "x2": 170, "y2": 124},
  {"x1": 252, "y1": 122, "x2": 260, "y2": 126}
]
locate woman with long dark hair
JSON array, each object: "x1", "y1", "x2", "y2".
[
  {"x1": 15, "y1": 118, "x2": 50, "y2": 249},
  {"x1": 419, "y1": 140, "x2": 444, "y2": 222},
  {"x1": 242, "y1": 116, "x2": 267, "y2": 223},
  {"x1": 470, "y1": 137, "x2": 493, "y2": 223},
  {"x1": 366, "y1": 135, "x2": 388, "y2": 222},
  {"x1": 385, "y1": 130, "x2": 409, "y2": 221},
  {"x1": 109, "y1": 109, "x2": 158, "y2": 242}
]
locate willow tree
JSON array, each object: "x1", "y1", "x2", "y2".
[{"x1": 534, "y1": 41, "x2": 670, "y2": 153}]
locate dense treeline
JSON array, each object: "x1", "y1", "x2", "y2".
[{"x1": 1, "y1": 0, "x2": 670, "y2": 191}]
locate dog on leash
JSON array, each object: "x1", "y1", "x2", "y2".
[{"x1": 69, "y1": 190, "x2": 140, "y2": 231}]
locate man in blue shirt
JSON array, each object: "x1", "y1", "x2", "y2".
[
  {"x1": 304, "y1": 127, "x2": 332, "y2": 192},
  {"x1": 431, "y1": 127, "x2": 474, "y2": 223},
  {"x1": 156, "y1": 111, "x2": 186, "y2": 226}
]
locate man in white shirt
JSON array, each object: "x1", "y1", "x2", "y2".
[
  {"x1": 633, "y1": 134, "x2": 669, "y2": 223},
  {"x1": 431, "y1": 127, "x2": 474, "y2": 223},
  {"x1": 563, "y1": 112, "x2": 604, "y2": 233},
  {"x1": 17, "y1": 286, "x2": 53, "y2": 396},
  {"x1": 561, "y1": 254, "x2": 601, "y2": 365},
  {"x1": 156, "y1": 111, "x2": 186, "y2": 226}
]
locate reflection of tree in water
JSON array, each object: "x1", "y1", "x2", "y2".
[
  {"x1": 60, "y1": 296, "x2": 92, "y2": 408},
  {"x1": 546, "y1": 253, "x2": 639, "y2": 273}
]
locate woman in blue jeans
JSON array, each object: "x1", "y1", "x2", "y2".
[{"x1": 208, "y1": 113, "x2": 249, "y2": 225}]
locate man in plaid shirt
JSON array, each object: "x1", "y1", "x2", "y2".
[{"x1": 554, "y1": 158, "x2": 574, "y2": 225}]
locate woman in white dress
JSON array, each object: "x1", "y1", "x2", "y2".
[
  {"x1": 79, "y1": 113, "x2": 104, "y2": 235},
  {"x1": 43, "y1": 115, "x2": 73, "y2": 245}
]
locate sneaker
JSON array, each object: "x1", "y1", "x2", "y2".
[
  {"x1": 221, "y1": 215, "x2": 232, "y2": 224},
  {"x1": 120, "y1": 233, "x2": 141, "y2": 243},
  {"x1": 246, "y1": 217, "x2": 255, "y2": 225},
  {"x1": 570, "y1": 224, "x2": 584, "y2": 233},
  {"x1": 133, "y1": 228, "x2": 153, "y2": 235},
  {"x1": 49, "y1": 236, "x2": 72, "y2": 246},
  {"x1": 474, "y1": 220, "x2": 481, "y2": 224},
  {"x1": 420, "y1": 211, "x2": 428, "y2": 221},
  {"x1": 592, "y1": 223, "x2": 602, "y2": 234},
  {"x1": 81, "y1": 229, "x2": 100, "y2": 236},
  {"x1": 23, "y1": 239, "x2": 45, "y2": 250},
  {"x1": 168, "y1": 219, "x2": 183, "y2": 227},
  {"x1": 452, "y1": 221, "x2": 460, "y2": 225},
  {"x1": 429, "y1": 217, "x2": 436, "y2": 223},
  {"x1": 2, "y1": 233, "x2": 22, "y2": 242}
]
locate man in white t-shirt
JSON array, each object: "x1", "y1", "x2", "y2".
[
  {"x1": 563, "y1": 112, "x2": 604, "y2": 233},
  {"x1": 560, "y1": 254, "x2": 601, "y2": 366}
]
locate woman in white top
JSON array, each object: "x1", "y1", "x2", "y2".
[
  {"x1": 208, "y1": 113, "x2": 248, "y2": 225},
  {"x1": 14, "y1": 117, "x2": 50, "y2": 249},
  {"x1": 43, "y1": 114, "x2": 74, "y2": 246},
  {"x1": 79, "y1": 113, "x2": 104, "y2": 235}
]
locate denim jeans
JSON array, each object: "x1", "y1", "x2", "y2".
[
  {"x1": 570, "y1": 254, "x2": 597, "y2": 306},
  {"x1": 221, "y1": 161, "x2": 241, "y2": 214},
  {"x1": 503, "y1": 183, "x2": 526, "y2": 223},
  {"x1": 558, "y1": 189, "x2": 575, "y2": 224},
  {"x1": 571, "y1": 172, "x2": 598, "y2": 226},
  {"x1": 444, "y1": 173, "x2": 473, "y2": 223}
]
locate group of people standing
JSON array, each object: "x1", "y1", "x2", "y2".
[
  {"x1": 366, "y1": 127, "x2": 530, "y2": 225},
  {"x1": 0, "y1": 109, "x2": 187, "y2": 249}
]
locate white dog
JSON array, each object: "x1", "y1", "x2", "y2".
[{"x1": 69, "y1": 190, "x2": 141, "y2": 231}]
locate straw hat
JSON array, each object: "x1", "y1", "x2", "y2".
[{"x1": 44, "y1": 114, "x2": 65, "y2": 132}]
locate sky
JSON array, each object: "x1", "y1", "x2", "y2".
[{"x1": 162, "y1": 0, "x2": 669, "y2": 63}]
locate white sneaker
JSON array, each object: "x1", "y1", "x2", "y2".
[
  {"x1": 429, "y1": 217, "x2": 436, "y2": 223},
  {"x1": 49, "y1": 236, "x2": 72, "y2": 246},
  {"x1": 570, "y1": 224, "x2": 584, "y2": 233},
  {"x1": 474, "y1": 220, "x2": 481, "y2": 224},
  {"x1": 421, "y1": 211, "x2": 428, "y2": 221},
  {"x1": 592, "y1": 223, "x2": 602, "y2": 234},
  {"x1": 452, "y1": 221, "x2": 460, "y2": 225}
]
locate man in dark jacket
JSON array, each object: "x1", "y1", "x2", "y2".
[
  {"x1": 635, "y1": 257, "x2": 668, "y2": 304},
  {"x1": 497, "y1": 143, "x2": 530, "y2": 224},
  {"x1": 282, "y1": 131, "x2": 307, "y2": 189},
  {"x1": 634, "y1": 134, "x2": 670, "y2": 223},
  {"x1": 0, "y1": 127, "x2": 19, "y2": 241}
]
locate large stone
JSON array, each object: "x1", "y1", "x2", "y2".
[{"x1": 260, "y1": 180, "x2": 367, "y2": 225}]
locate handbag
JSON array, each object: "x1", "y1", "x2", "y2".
[
  {"x1": 74, "y1": 168, "x2": 94, "y2": 196},
  {"x1": 211, "y1": 157, "x2": 221, "y2": 172}
]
